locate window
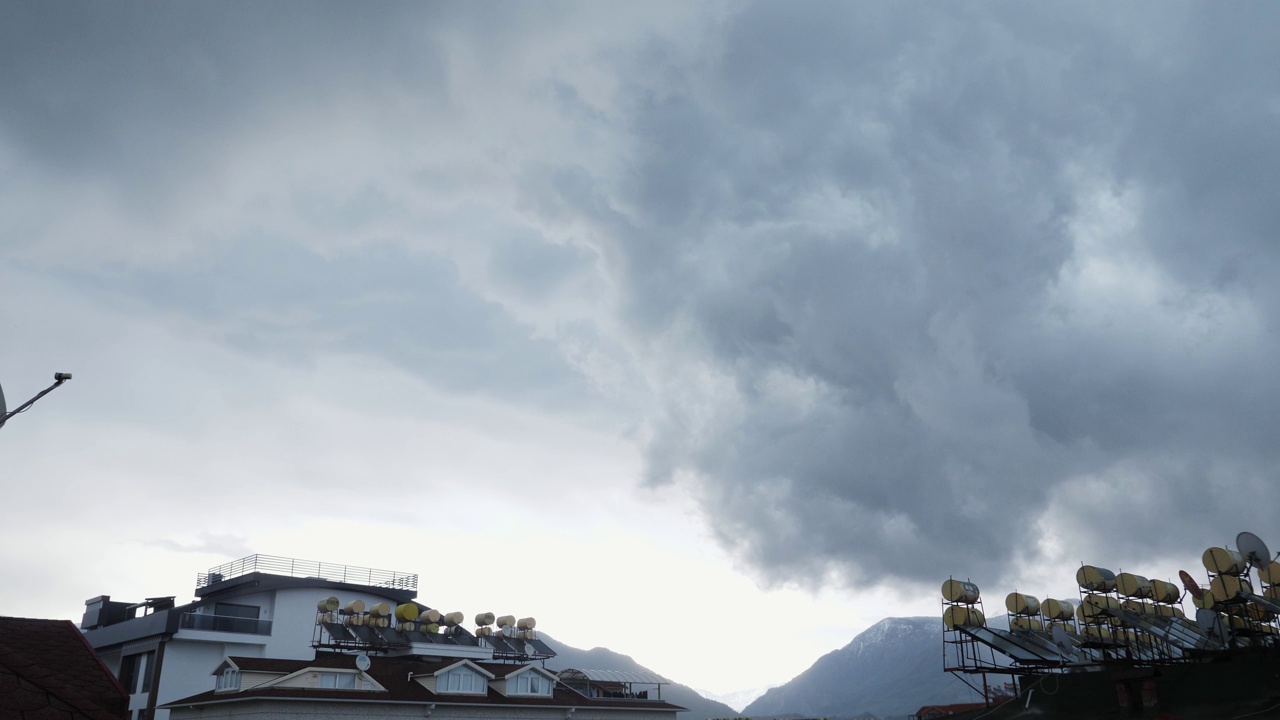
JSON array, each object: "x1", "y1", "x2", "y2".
[
  {"x1": 318, "y1": 672, "x2": 358, "y2": 689},
  {"x1": 119, "y1": 652, "x2": 155, "y2": 694},
  {"x1": 513, "y1": 671, "x2": 552, "y2": 696},
  {"x1": 216, "y1": 669, "x2": 240, "y2": 692},
  {"x1": 212, "y1": 603, "x2": 261, "y2": 633},
  {"x1": 438, "y1": 667, "x2": 486, "y2": 694}
]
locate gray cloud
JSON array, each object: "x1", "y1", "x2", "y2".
[
  {"x1": 50, "y1": 237, "x2": 598, "y2": 411},
  {"x1": 4, "y1": 1, "x2": 1280, "y2": 599},
  {"x1": 518, "y1": 2, "x2": 1280, "y2": 587}
]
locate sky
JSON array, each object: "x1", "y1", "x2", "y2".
[{"x1": 3, "y1": 0, "x2": 1280, "y2": 698}]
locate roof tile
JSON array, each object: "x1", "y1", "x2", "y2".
[{"x1": 0, "y1": 616, "x2": 129, "y2": 720}]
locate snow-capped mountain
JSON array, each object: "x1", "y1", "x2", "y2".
[
  {"x1": 741, "y1": 617, "x2": 982, "y2": 719},
  {"x1": 693, "y1": 685, "x2": 776, "y2": 713}
]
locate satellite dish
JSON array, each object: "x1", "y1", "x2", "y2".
[
  {"x1": 1237, "y1": 531, "x2": 1272, "y2": 569},
  {"x1": 0, "y1": 381, "x2": 7, "y2": 428},
  {"x1": 1195, "y1": 608, "x2": 1229, "y2": 644},
  {"x1": 1179, "y1": 570, "x2": 1205, "y2": 600},
  {"x1": 1195, "y1": 607, "x2": 1217, "y2": 632},
  {"x1": 1050, "y1": 625, "x2": 1077, "y2": 660},
  {"x1": 355, "y1": 653, "x2": 371, "y2": 671}
]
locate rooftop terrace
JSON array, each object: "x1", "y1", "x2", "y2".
[{"x1": 196, "y1": 554, "x2": 418, "y2": 592}]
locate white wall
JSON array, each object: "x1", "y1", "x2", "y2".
[{"x1": 154, "y1": 582, "x2": 420, "y2": 720}]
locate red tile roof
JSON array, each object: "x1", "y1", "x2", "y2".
[
  {"x1": 0, "y1": 616, "x2": 129, "y2": 720},
  {"x1": 167, "y1": 654, "x2": 683, "y2": 712}
]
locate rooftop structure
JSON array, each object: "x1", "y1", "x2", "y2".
[
  {"x1": 939, "y1": 528, "x2": 1280, "y2": 717},
  {"x1": 163, "y1": 653, "x2": 683, "y2": 720},
  {"x1": 81, "y1": 553, "x2": 546, "y2": 720}
]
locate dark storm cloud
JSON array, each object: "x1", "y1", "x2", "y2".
[
  {"x1": 0, "y1": 2, "x2": 445, "y2": 179},
  {"x1": 7, "y1": 0, "x2": 1280, "y2": 594},
  {"x1": 522, "y1": 2, "x2": 1280, "y2": 587}
]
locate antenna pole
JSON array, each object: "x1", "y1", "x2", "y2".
[{"x1": 1, "y1": 373, "x2": 72, "y2": 428}]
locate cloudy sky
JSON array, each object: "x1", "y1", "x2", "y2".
[{"x1": 3, "y1": 0, "x2": 1280, "y2": 696}]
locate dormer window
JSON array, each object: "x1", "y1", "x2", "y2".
[
  {"x1": 318, "y1": 672, "x2": 359, "y2": 689},
  {"x1": 512, "y1": 670, "x2": 553, "y2": 696},
  {"x1": 216, "y1": 669, "x2": 240, "y2": 692},
  {"x1": 438, "y1": 666, "x2": 486, "y2": 694}
]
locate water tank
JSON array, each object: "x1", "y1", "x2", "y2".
[
  {"x1": 1046, "y1": 620, "x2": 1075, "y2": 635},
  {"x1": 1149, "y1": 579, "x2": 1180, "y2": 605},
  {"x1": 1209, "y1": 574, "x2": 1252, "y2": 604},
  {"x1": 317, "y1": 597, "x2": 340, "y2": 613},
  {"x1": 941, "y1": 579, "x2": 981, "y2": 604},
  {"x1": 1009, "y1": 616, "x2": 1043, "y2": 632},
  {"x1": 1082, "y1": 626, "x2": 1112, "y2": 642},
  {"x1": 1121, "y1": 599, "x2": 1154, "y2": 615},
  {"x1": 1004, "y1": 592, "x2": 1040, "y2": 616},
  {"x1": 1076, "y1": 566, "x2": 1117, "y2": 592},
  {"x1": 1116, "y1": 572, "x2": 1153, "y2": 599},
  {"x1": 1041, "y1": 598, "x2": 1075, "y2": 621},
  {"x1": 1259, "y1": 561, "x2": 1280, "y2": 586},
  {"x1": 942, "y1": 606, "x2": 985, "y2": 629},
  {"x1": 1202, "y1": 547, "x2": 1247, "y2": 575},
  {"x1": 1082, "y1": 593, "x2": 1114, "y2": 613},
  {"x1": 1192, "y1": 592, "x2": 1219, "y2": 611}
]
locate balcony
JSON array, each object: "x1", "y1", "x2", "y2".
[
  {"x1": 179, "y1": 612, "x2": 273, "y2": 635},
  {"x1": 195, "y1": 554, "x2": 418, "y2": 592}
]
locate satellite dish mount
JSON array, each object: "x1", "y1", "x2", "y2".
[{"x1": 0, "y1": 372, "x2": 73, "y2": 429}]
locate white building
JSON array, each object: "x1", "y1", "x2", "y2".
[{"x1": 79, "y1": 555, "x2": 500, "y2": 720}]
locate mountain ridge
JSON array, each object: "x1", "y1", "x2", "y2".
[
  {"x1": 741, "y1": 616, "x2": 981, "y2": 719},
  {"x1": 537, "y1": 634, "x2": 738, "y2": 720}
]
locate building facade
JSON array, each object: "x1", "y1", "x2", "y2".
[
  {"x1": 164, "y1": 654, "x2": 683, "y2": 720},
  {"x1": 80, "y1": 554, "x2": 681, "y2": 720},
  {"x1": 80, "y1": 555, "x2": 423, "y2": 720}
]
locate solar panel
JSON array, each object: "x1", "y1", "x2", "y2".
[
  {"x1": 350, "y1": 625, "x2": 379, "y2": 644},
  {"x1": 1107, "y1": 608, "x2": 1221, "y2": 651},
  {"x1": 1241, "y1": 591, "x2": 1280, "y2": 616},
  {"x1": 1009, "y1": 630, "x2": 1075, "y2": 661},
  {"x1": 485, "y1": 634, "x2": 516, "y2": 653},
  {"x1": 375, "y1": 626, "x2": 406, "y2": 645},
  {"x1": 525, "y1": 638, "x2": 556, "y2": 656},
  {"x1": 955, "y1": 626, "x2": 1063, "y2": 664},
  {"x1": 451, "y1": 631, "x2": 479, "y2": 646},
  {"x1": 321, "y1": 623, "x2": 355, "y2": 642}
]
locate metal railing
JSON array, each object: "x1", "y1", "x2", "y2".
[
  {"x1": 179, "y1": 613, "x2": 273, "y2": 635},
  {"x1": 195, "y1": 554, "x2": 417, "y2": 592}
]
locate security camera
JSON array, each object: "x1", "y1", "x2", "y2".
[{"x1": 54, "y1": 372, "x2": 72, "y2": 381}]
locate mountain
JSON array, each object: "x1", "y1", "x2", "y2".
[
  {"x1": 538, "y1": 634, "x2": 739, "y2": 720},
  {"x1": 694, "y1": 686, "x2": 775, "y2": 713},
  {"x1": 741, "y1": 617, "x2": 982, "y2": 719}
]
